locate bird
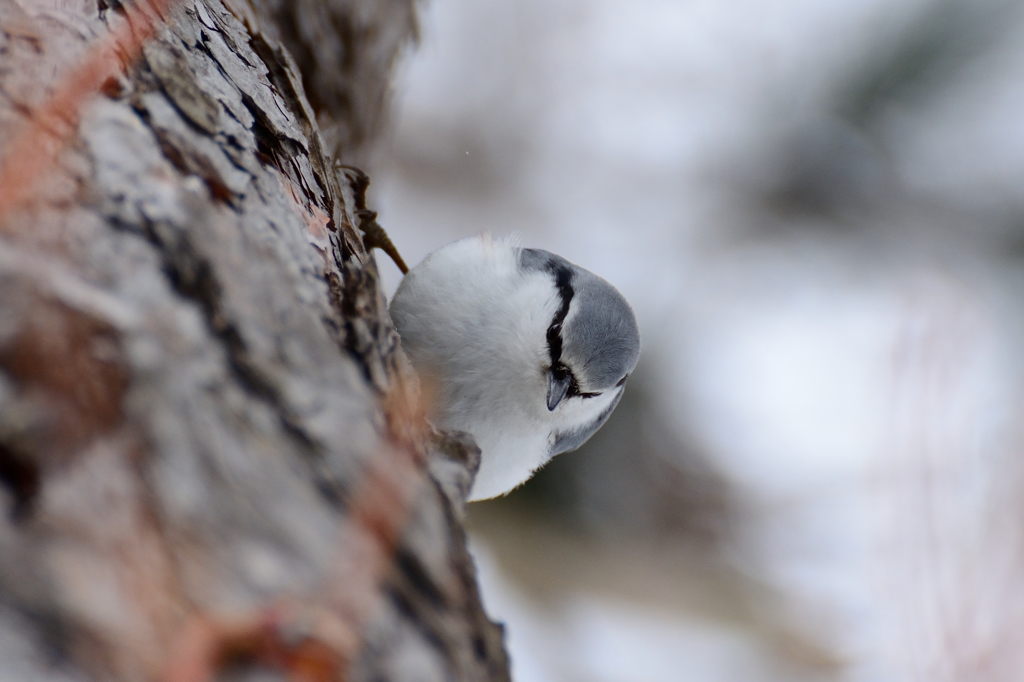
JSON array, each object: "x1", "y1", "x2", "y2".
[{"x1": 389, "y1": 235, "x2": 640, "y2": 501}]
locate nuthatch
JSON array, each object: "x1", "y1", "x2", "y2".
[{"x1": 390, "y1": 236, "x2": 640, "y2": 501}]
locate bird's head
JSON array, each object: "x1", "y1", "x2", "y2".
[{"x1": 519, "y1": 249, "x2": 640, "y2": 454}]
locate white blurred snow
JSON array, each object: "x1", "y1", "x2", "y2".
[
  {"x1": 374, "y1": 0, "x2": 1024, "y2": 679},
  {"x1": 471, "y1": 541, "x2": 791, "y2": 682}
]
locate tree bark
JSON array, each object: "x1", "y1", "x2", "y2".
[{"x1": 0, "y1": 1, "x2": 509, "y2": 681}]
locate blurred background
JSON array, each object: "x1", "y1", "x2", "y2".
[{"x1": 368, "y1": 0, "x2": 1024, "y2": 680}]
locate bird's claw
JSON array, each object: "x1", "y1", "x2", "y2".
[{"x1": 336, "y1": 165, "x2": 409, "y2": 274}]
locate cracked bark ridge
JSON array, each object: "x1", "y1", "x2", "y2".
[
  {"x1": 0, "y1": 1, "x2": 508, "y2": 681},
  {"x1": 236, "y1": 0, "x2": 418, "y2": 162}
]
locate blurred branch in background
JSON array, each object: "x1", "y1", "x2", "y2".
[
  {"x1": 769, "y1": 0, "x2": 1024, "y2": 220},
  {"x1": 838, "y1": 0, "x2": 1023, "y2": 126}
]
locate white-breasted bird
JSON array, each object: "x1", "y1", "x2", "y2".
[{"x1": 389, "y1": 235, "x2": 640, "y2": 501}]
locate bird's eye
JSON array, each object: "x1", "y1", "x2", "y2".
[
  {"x1": 561, "y1": 369, "x2": 593, "y2": 398},
  {"x1": 615, "y1": 374, "x2": 629, "y2": 388},
  {"x1": 554, "y1": 365, "x2": 601, "y2": 400},
  {"x1": 572, "y1": 381, "x2": 601, "y2": 400}
]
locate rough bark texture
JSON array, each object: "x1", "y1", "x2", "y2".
[{"x1": 0, "y1": 1, "x2": 509, "y2": 681}]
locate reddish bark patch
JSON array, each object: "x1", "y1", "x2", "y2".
[{"x1": 0, "y1": 296, "x2": 130, "y2": 460}]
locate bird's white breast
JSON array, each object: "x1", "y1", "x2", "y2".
[
  {"x1": 390, "y1": 236, "x2": 625, "y2": 501},
  {"x1": 390, "y1": 237, "x2": 559, "y2": 498}
]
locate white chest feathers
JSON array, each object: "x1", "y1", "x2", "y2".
[{"x1": 389, "y1": 236, "x2": 640, "y2": 501}]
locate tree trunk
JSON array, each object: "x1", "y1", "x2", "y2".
[{"x1": 0, "y1": 1, "x2": 509, "y2": 681}]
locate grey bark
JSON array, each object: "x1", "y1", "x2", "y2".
[{"x1": 0, "y1": 1, "x2": 509, "y2": 681}]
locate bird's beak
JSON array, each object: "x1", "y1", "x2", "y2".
[{"x1": 546, "y1": 370, "x2": 572, "y2": 411}]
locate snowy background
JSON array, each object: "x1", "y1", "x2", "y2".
[{"x1": 367, "y1": 0, "x2": 1024, "y2": 680}]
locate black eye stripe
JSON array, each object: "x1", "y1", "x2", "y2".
[
  {"x1": 533, "y1": 254, "x2": 574, "y2": 369},
  {"x1": 525, "y1": 248, "x2": 601, "y2": 399}
]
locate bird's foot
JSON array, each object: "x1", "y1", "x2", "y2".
[
  {"x1": 356, "y1": 208, "x2": 409, "y2": 275},
  {"x1": 337, "y1": 164, "x2": 409, "y2": 274}
]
